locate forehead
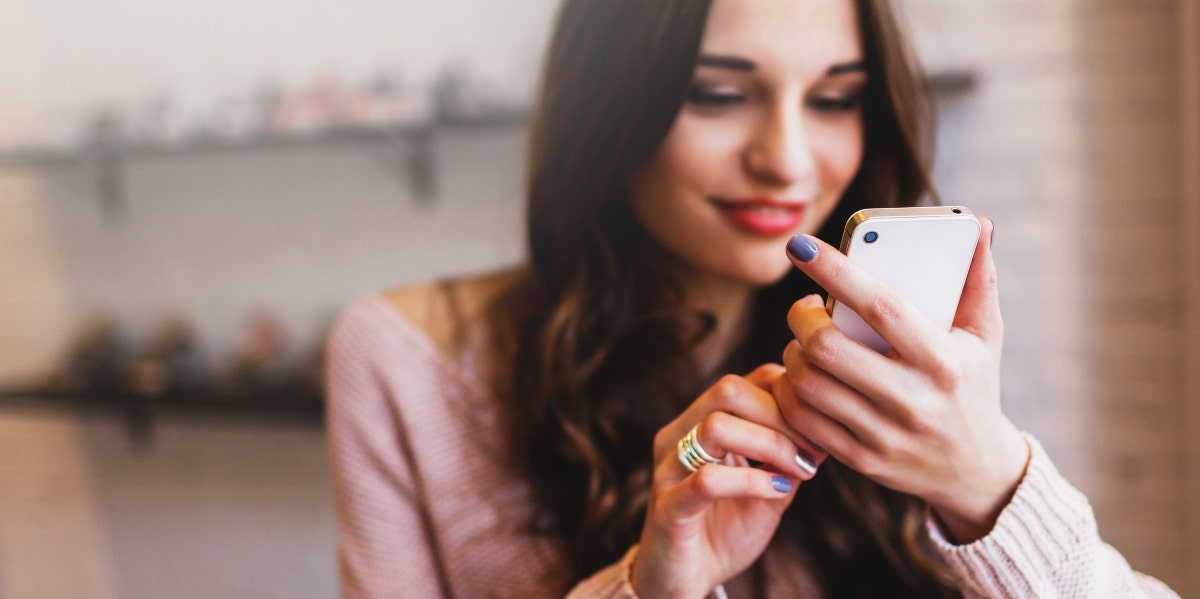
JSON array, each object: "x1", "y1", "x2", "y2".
[{"x1": 700, "y1": 0, "x2": 863, "y2": 72}]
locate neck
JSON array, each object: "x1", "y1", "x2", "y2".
[{"x1": 686, "y1": 269, "x2": 755, "y2": 377}]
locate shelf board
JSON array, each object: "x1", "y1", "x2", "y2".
[
  {"x1": 0, "y1": 111, "x2": 529, "y2": 168},
  {"x1": 0, "y1": 389, "x2": 324, "y2": 427}
]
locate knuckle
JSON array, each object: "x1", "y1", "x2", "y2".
[
  {"x1": 928, "y1": 353, "x2": 964, "y2": 392},
  {"x1": 690, "y1": 466, "x2": 722, "y2": 497},
  {"x1": 804, "y1": 326, "x2": 842, "y2": 366},
  {"x1": 789, "y1": 368, "x2": 819, "y2": 402},
  {"x1": 865, "y1": 291, "x2": 903, "y2": 326},
  {"x1": 696, "y1": 413, "x2": 729, "y2": 449},
  {"x1": 892, "y1": 402, "x2": 920, "y2": 431},
  {"x1": 709, "y1": 375, "x2": 745, "y2": 408},
  {"x1": 899, "y1": 403, "x2": 939, "y2": 435}
]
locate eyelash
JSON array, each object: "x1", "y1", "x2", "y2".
[
  {"x1": 686, "y1": 86, "x2": 863, "y2": 113},
  {"x1": 687, "y1": 87, "x2": 744, "y2": 108},
  {"x1": 807, "y1": 95, "x2": 862, "y2": 113}
]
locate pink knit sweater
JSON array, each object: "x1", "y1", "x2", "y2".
[{"x1": 325, "y1": 294, "x2": 1179, "y2": 598}]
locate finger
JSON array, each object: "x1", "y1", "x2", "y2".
[
  {"x1": 785, "y1": 301, "x2": 918, "y2": 405},
  {"x1": 743, "y1": 363, "x2": 786, "y2": 392},
  {"x1": 781, "y1": 340, "x2": 890, "y2": 449},
  {"x1": 952, "y1": 216, "x2": 1003, "y2": 348},
  {"x1": 785, "y1": 234, "x2": 949, "y2": 366},
  {"x1": 659, "y1": 464, "x2": 796, "y2": 521},
  {"x1": 679, "y1": 374, "x2": 815, "y2": 459},
  {"x1": 690, "y1": 411, "x2": 818, "y2": 480},
  {"x1": 771, "y1": 371, "x2": 859, "y2": 464}
]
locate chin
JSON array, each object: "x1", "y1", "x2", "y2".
[{"x1": 714, "y1": 251, "x2": 794, "y2": 288}]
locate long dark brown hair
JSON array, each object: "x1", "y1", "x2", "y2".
[{"x1": 488, "y1": 0, "x2": 958, "y2": 595}]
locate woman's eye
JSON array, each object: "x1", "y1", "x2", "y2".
[
  {"x1": 687, "y1": 86, "x2": 745, "y2": 108},
  {"x1": 808, "y1": 95, "x2": 862, "y2": 113}
]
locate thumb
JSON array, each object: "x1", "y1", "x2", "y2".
[{"x1": 952, "y1": 216, "x2": 1003, "y2": 347}]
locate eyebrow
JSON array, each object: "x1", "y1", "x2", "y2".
[
  {"x1": 696, "y1": 54, "x2": 756, "y2": 71},
  {"x1": 696, "y1": 54, "x2": 867, "y2": 77},
  {"x1": 827, "y1": 60, "x2": 867, "y2": 76}
]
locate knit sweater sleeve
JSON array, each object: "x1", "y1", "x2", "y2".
[
  {"x1": 566, "y1": 546, "x2": 642, "y2": 598},
  {"x1": 324, "y1": 299, "x2": 449, "y2": 599},
  {"x1": 927, "y1": 434, "x2": 1179, "y2": 598}
]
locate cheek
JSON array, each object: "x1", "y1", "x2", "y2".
[
  {"x1": 642, "y1": 115, "x2": 746, "y2": 192},
  {"x1": 628, "y1": 116, "x2": 743, "y2": 230},
  {"x1": 806, "y1": 121, "x2": 864, "y2": 220},
  {"x1": 815, "y1": 121, "x2": 865, "y2": 190}
]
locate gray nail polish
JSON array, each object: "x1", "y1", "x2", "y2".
[
  {"x1": 795, "y1": 452, "x2": 818, "y2": 476},
  {"x1": 786, "y1": 235, "x2": 819, "y2": 263},
  {"x1": 771, "y1": 475, "x2": 793, "y2": 493}
]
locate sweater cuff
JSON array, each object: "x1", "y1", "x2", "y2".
[
  {"x1": 566, "y1": 545, "x2": 641, "y2": 598},
  {"x1": 926, "y1": 433, "x2": 1097, "y2": 596}
]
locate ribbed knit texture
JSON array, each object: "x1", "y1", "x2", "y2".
[
  {"x1": 926, "y1": 435, "x2": 1179, "y2": 599},
  {"x1": 326, "y1": 294, "x2": 1178, "y2": 598}
]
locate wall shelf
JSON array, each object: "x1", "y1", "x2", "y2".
[
  {"x1": 0, "y1": 111, "x2": 529, "y2": 216},
  {"x1": 0, "y1": 390, "x2": 324, "y2": 446}
]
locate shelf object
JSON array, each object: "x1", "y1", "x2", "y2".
[{"x1": 0, "y1": 111, "x2": 529, "y2": 218}]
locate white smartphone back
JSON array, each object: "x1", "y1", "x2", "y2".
[{"x1": 828, "y1": 207, "x2": 981, "y2": 354}]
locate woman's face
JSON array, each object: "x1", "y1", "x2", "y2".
[{"x1": 629, "y1": 0, "x2": 867, "y2": 287}]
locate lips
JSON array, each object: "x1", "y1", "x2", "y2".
[{"x1": 712, "y1": 198, "x2": 808, "y2": 237}]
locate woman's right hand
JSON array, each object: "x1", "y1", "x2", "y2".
[{"x1": 630, "y1": 364, "x2": 827, "y2": 599}]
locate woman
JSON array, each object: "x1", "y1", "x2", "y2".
[{"x1": 325, "y1": 0, "x2": 1179, "y2": 597}]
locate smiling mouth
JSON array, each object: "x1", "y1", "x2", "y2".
[{"x1": 711, "y1": 198, "x2": 808, "y2": 236}]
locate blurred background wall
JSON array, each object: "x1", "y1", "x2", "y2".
[{"x1": 0, "y1": 0, "x2": 1196, "y2": 597}]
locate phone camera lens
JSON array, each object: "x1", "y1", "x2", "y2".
[
  {"x1": 864, "y1": 231, "x2": 879, "y2": 243},
  {"x1": 952, "y1": 208, "x2": 962, "y2": 214}
]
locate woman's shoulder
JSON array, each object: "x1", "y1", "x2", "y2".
[
  {"x1": 328, "y1": 267, "x2": 522, "y2": 385},
  {"x1": 378, "y1": 267, "x2": 522, "y2": 360}
]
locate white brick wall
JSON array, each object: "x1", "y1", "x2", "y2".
[
  {"x1": 910, "y1": 0, "x2": 1190, "y2": 591},
  {"x1": 1177, "y1": 3, "x2": 1200, "y2": 598}
]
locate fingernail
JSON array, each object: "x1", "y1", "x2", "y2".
[
  {"x1": 795, "y1": 452, "x2": 818, "y2": 476},
  {"x1": 786, "y1": 235, "x2": 819, "y2": 263},
  {"x1": 990, "y1": 225, "x2": 996, "y2": 249},
  {"x1": 771, "y1": 475, "x2": 793, "y2": 493}
]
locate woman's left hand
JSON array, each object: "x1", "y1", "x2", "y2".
[{"x1": 777, "y1": 218, "x2": 1030, "y2": 543}]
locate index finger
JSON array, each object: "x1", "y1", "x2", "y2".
[
  {"x1": 785, "y1": 234, "x2": 948, "y2": 364},
  {"x1": 682, "y1": 374, "x2": 819, "y2": 466}
]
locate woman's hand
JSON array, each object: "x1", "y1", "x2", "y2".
[
  {"x1": 778, "y1": 218, "x2": 1030, "y2": 543},
  {"x1": 631, "y1": 365, "x2": 826, "y2": 599}
]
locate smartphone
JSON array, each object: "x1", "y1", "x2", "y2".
[{"x1": 827, "y1": 206, "x2": 981, "y2": 354}]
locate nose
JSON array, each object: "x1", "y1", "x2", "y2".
[{"x1": 743, "y1": 103, "x2": 817, "y2": 187}]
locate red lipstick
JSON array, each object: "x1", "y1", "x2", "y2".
[{"x1": 713, "y1": 198, "x2": 807, "y2": 237}]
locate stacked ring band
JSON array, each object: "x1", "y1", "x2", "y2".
[{"x1": 677, "y1": 424, "x2": 721, "y2": 472}]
